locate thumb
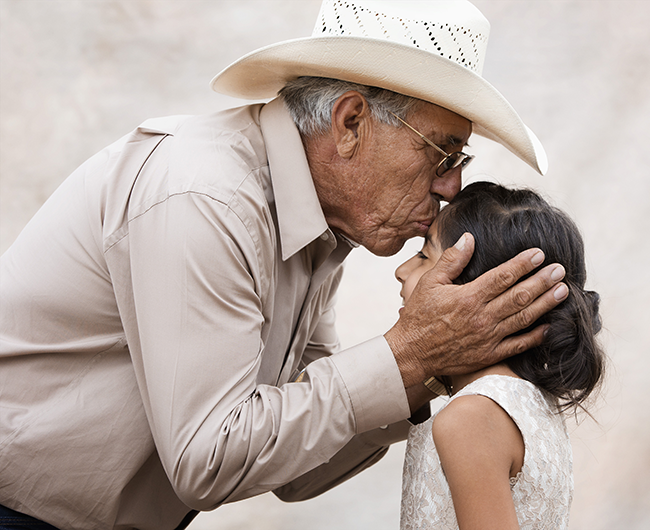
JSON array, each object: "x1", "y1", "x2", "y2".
[{"x1": 427, "y1": 232, "x2": 475, "y2": 285}]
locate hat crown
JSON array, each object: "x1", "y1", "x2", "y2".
[
  {"x1": 314, "y1": 0, "x2": 490, "y2": 75},
  {"x1": 211, "y1": 0, "x2": 547, "y2": 175}
]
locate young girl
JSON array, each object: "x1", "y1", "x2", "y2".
[{"x1": 397, "y1": 182, "x2": 604, "y2": 529}]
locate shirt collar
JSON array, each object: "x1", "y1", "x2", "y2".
[{"x1": 259, "y1": 98, "x2": 330, "y2": 261}]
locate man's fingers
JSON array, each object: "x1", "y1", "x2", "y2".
[
  {"x1": 472, "y1": 247, "x2": 547, "y2": 300},
  {"x1": 496, "y1": 278, "x2": 569, "y2": 338},
  {"x1": 425, "y1": 232, "x2": 475, "y2": 285},
  {"x1": 493, "y1": 324, "x2": 550, "y2": 360}
]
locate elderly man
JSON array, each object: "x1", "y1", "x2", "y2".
[{"x1": 0, "y1": 1, "x2": 566, "y2": 529}]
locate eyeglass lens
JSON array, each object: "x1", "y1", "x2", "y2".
[{"x1": 437, "y1": 152, "x2": 473, "y2": 177}]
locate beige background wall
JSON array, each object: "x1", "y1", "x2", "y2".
[{"x1": 1, "y1": 1, "x2": 649, "y2": 528}]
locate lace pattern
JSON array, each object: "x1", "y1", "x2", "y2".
[{"x1": 400, "y1": 375, "x2": 573, "y2": 529}]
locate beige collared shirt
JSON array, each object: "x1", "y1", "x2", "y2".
[{"x1": 0, "y1": 98, "x2": 411, "y2": 530}]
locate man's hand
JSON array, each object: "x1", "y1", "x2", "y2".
[{"x1": 384, "y1": 233, "x2": 569, "y2": 388}]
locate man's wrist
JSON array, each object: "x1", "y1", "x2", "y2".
[{"x1": 384, "y1": 328, "x2": 426, "y2": 388}]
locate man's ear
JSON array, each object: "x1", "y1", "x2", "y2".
[{"x1": 331, "y1": 91, "x2": 371, "y2": 159}]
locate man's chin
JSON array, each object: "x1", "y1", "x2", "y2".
[{"x1": 363, "y1": 238, "x2": 407, "y2": 258}]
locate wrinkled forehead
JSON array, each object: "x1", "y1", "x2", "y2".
[{"x1": 409, "y1": 100, "x2": 473, "y2": 146}]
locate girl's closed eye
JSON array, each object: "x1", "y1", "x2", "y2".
[{"x1": 395, "y1": 223, "x2": 444, "y2": 305}]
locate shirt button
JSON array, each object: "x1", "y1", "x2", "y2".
[{"x1": 320, "y1": 232, "x2": 329, "y2": 241}]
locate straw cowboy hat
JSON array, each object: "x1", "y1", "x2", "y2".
[{"x1": 211, "y1": 0, "x2": 548, "y2": 175}]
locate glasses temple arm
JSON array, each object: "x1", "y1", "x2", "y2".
[{"x1": 389, "y1": 112, "x2": 449, "y2": 157}]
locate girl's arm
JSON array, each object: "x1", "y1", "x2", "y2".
[{"x1": 432, "y1": 394, "x2": 524, "y2": 530}]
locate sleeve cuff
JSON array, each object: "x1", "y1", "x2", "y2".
[{"x1": 329, "y1": 335, "x2": 410, "y2": 433}]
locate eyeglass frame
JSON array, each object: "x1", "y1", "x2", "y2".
[{"x1": 389, "y1": 112, "x2": 474, "y2": 178}]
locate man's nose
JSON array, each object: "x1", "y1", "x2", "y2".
[{"x1": 431, "y1": 166, "x2": 463, "y2": 202}]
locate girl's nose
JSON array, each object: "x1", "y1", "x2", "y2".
[
  {"x1": 395, "y1": 258, "x2": 413, "y2": 284},
  {"x1": 395, "y1": 264, "x2": 405, "y2": 284}
]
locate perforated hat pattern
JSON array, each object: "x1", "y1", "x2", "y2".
[
  {"x1": 316, "y1": 0, "x2": 489, "y2": 74},
  {"x1": 210, "y1": 0, "x2": 548, "y2": 175}
]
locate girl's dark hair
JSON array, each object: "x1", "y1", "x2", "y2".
[{"x1": 436, "y1": 181, "x2": 604, "y2": 413}]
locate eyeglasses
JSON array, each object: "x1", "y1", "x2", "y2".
[{"x1": 390, "y1": 112, "x2": 474, "y2": 178}]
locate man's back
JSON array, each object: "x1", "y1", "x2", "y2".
[{"x1": 0, "y1": 106, "x2": 270, "y2": 529}]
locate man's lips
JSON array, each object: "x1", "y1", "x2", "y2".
[
  {"x1": 416, "y1": 218, "x2": 434, "y2": 233},
  {"x1": 411, "y1": 202, "x2": 439, "y2": 234}
]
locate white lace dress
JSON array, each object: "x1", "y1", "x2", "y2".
[{"x1": 400, "y1": 375, "x2": 573, "y2": 529}]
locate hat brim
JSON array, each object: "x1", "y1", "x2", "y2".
[{"x1": 211, "y1": 36, "x2": 547, "y2": 175}]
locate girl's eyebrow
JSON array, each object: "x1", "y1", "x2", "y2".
[{"x1": 424, "y1": 232, "x2": 443, "y2": 252}]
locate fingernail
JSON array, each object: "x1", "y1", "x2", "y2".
[
  {"x1": 553, "y1": 283, "x2": 568, "y2": 301},
  {"x1": 531, "y1": 250, "x2": 544, "y2": 267},
  {"x1": 454, "y1": 234, "x2": 466, "y2": 251},
  {"x1": 551, "y1": 265, "x2": 565, "y2": 282}
]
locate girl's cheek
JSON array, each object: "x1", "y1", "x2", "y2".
[{"x1": 405, "y1": 278, "x2": 418, "y2": 303}]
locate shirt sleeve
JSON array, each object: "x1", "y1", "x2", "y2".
[
  {"x1": 272, "y1": 420, "x2": 411, "y2": 502},
  {"x1": 271, "y1": 297, "x2": 413, "y2": 502},
  {"x1": 110, "y1": 177, "x2": 410, "y2": 510}
]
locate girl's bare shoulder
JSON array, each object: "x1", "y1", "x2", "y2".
[{"x1": 432, "y1": 390, "x2": 524, "y2": 479}]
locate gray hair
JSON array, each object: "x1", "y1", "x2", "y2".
[{"x1": 278, "y1": 77, "x2": 420, "y2": 137}]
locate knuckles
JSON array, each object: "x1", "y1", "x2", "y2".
[
  {"x1": 514, "y1": 305, "x2": 536, "y2": 329},
  {"x1": 495, "y1": 267, "x2": 519, "y2": 289},
  {"x1": 512, "y1": 286, "x2": 534, "y2": 308}
]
